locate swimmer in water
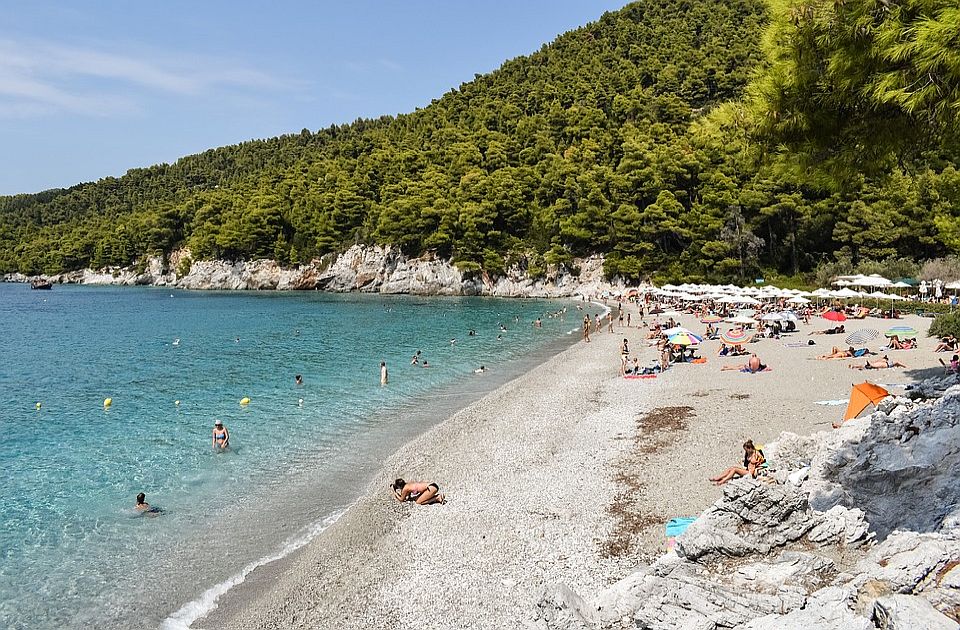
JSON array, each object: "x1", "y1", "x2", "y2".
[
  {"x1": 381, "y1": 361, "x2": 388, "y2": 385},
  {"x1": 411, "y1": 350, "x2": 421, "y2": 365},
  {"x1": 422, "y1": 360, "x2": 431, "y2": 368},
  {"x1": 172, "y1": 338, "x2": 180, "y2": 346},
  {"x1": 475, "y1": 365, "x2": 485, "y2": 374},
  {"x1": 295, "y1": 374, "x2": 303, "y2": 386},
  {"x1": 135, "y1": 492, "x2": 162, "y2": 517},
  {"x1": 212, "y1": 419, "x2": 230, "y2": 450}
]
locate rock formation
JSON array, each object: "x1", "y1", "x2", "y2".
[
  {"x1": 534, "y1": 386, "x2": 960, "y2": 629},
  {"x1": 2, "y1": 245, "x2": 618, "y2": 297}
]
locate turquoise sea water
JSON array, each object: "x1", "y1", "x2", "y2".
[{"x1": 0, "y1": 284, "x2": 585, "y2": 629}]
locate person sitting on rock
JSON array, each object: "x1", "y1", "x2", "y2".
[{"x1": 709, "y1": 440, "x2": 765, "y2": 485}]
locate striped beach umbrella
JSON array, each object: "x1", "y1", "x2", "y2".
[
  {"x1": 668, "y1": 332, "x2": 702, "y2": 346},
  {"x1": 720, "y1": 329, "x2": 754, "y2": 345},
  {"x1": 700, "y1": 315, "x2": 723, "y2": 323},
  {"x1": 885, "y1": 326, "x2": 918, "y2": 338},
  {"x1": 845, "y1": 329, "x2": 879, "y2": 346}
]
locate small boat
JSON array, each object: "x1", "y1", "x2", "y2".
[{"x1": 31, "y1": 279, "x2": 52, "y2": 290}]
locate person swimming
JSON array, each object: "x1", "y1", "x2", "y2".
[
  {"x1": 295, "y1": 374, "x2": 303, "y2": 385},
  {"x1": 475, "y1": 365, "x2": 485, "y2": 374},
  {"x1": 135, "y1": 492, "x2": 162, "y2": 516},
  {"x1": 212, "y1": 419, "x2": 230, "y2": 450}
]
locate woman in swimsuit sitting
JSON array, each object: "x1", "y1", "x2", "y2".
[
  {"x1": 212, "y1": 419, "x2": 230, "y2": 450},
  {"x1": 392, "y1": 478, "x2": 445, "y2": 505},
  {"x1": 709, "y1": 440, "x2": 765, "y2": 485}
]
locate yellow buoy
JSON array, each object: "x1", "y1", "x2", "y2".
[
  {"x1": 240, "y1": 397, "x2": 250, "y2": 406},
  {"x1": 35, "y1": 402, "x2": 42, "y2": 410},
  {"x1": 103, "y1": 398, "x2": 112, "y2": 408}
]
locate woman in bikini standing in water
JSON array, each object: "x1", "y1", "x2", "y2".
[{"x1": 212, "y1": 419, "x2": 230, "y2": 450}]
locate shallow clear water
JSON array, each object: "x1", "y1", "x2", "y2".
[{"x1": 0, "y1": 284, "x2": 583, "y2": 629}]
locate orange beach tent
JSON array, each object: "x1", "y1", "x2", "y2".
[{"x1": 843, "y1": 382, "x2": 890, "y2": 421}]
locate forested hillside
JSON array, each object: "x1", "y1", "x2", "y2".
[{"x1": 2, "y1": 0, "x2": 959, "y2": 283}]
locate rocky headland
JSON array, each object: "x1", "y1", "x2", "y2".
[
  {"x1": 537, "y1": 374, "x2": 960, "y2": 630},
  {"x1": 1, "y1": 245, "x2": 614, "y2": 297}
]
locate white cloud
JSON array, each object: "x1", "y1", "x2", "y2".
[{"x1": 0, "y1": 38, "x2": 295, "y2": 117}]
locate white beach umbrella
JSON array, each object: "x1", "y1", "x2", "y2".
[
  {"x1": 738, "y1": 296, "x2": 762, "y2": 305},
  {"x1": 787, "y1": 296, "x2": 811, "y2": 304},
  {"x1": 727, "y1": 314, "x2": 757, "y2": 325},
  {"x1": 778, "y1": 311, "x2": 800, "y2": 322},
  {"x1": 833, "y1": 287, "x2": 863, "y2": 299},
  {"x1": 891, "y1": 281, "x2": 912, "y2": 289},
  {"x1": 832, "y1": 279, "x2": 852, "y2": 286}
]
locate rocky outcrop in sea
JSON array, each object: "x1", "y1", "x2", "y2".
[
  {"x1": 536, "y1": 381, "x2": 960, "y2": 629},
  {"x1": 1, "y1": 245, "x2": 618, "y2": 297}
]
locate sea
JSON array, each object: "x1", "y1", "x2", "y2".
[{"x1": 0, "y1": 283, "x2": 591, "y2": 629}]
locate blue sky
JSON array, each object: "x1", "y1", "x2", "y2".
[{"x1": 0, "y1": 1, "x2": 627, "y2": 195}]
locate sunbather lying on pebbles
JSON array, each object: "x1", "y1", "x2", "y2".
[
  {"x1": 392, "y1": 478, "x2": 445, "y2": 505},
  {"x1": 849, "y1": 356, "x2": 907, "y2": 370}
]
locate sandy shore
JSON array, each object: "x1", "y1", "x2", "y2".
[{"x1": 198, "y1": 310, "x2": 940, "y2": 630}]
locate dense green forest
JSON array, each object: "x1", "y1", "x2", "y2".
[{"x1": 2, "y1": 0, "x2": 959, "y2": 283}]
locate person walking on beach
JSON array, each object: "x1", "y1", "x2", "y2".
[
  {"x1": 392, "y1": 478, "x2": 445, "y2": 505},
  {"x1": 212, "y1": 419, "x2": 230, "y2": 450},
  {"x1": 380, "y1": 361, "x2": 388, "y2": 385},
  {"x1": 583, "y1": 316, "x2": 591, "y2": 343}
]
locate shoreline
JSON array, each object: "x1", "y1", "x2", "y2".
[
  {"x1": 158, "y1": 301, "x2": 603, "y2": 630},
  {"x1": 195, "y1": 310, "x2": 941, "y2": 629}
]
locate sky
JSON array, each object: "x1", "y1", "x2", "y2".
[{"x1": 0, "y1": 1, "x2": 628, "y2": 195}]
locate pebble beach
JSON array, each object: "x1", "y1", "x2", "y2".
[{"x1": 198, "y1": 309, "x2": 941, "y2": 630}]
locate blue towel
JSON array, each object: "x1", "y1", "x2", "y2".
[{"x1": 665, "y1": 516, "x2": 697, "y2": 538}]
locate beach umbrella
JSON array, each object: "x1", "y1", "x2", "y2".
[
  {"x1": 822, "y1": 311, "x2": 847, "y2": 322},
  {"x1": 663, "y1": 326, "x2": 698, "y2": 337},
  {"x1": 759, "y1": 312, "x2": 784, "y2": 321},
  {"x1": 727, "y1": 315, "x2": 756, "y2": 326},
  {"x1": 700, "y1": 315, "x2": 723, "y2": 324},
  {"x1": 720, "y1": 329, "x2": 754, "y2": 345},
  {"x1": 778, "y1": 311, "x2": 800, "y2": 322},
  {"x1": 845, "y1": 329, "x2": 879, "y2": 346},
  {"x1": 885, "y1": 325, "x2": 918, "y2": 338},
  {"x1": 788, "y1": 296, "x2": 811, "y2": 304},
  {"x1": 668, "y1": 332, "x2": 702, "y2": 346},
  {"x1": 843, "y1": 382, "x2": 890, "y2": 421}
]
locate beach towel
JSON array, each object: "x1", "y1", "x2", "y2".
[
  {"x1": 783, "y1": 342, "x2": 812, "y2": 348},
  {"x1": 665, "y1": 516, "x2": 697, "y2": 552},
  {"x1": 852, "y1": 348, "x2": 869, "y2": 358},
  {"x1": 624, "y1": 374, "x2": 656, "y2": 380},
  {"x1": 691, "y1": 358, "x2": 707, "y2": 364},
  {"x1": 740, "y1": 367, "x2": 772, "y2": 373}
]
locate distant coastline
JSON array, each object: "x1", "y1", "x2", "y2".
[{"x1": 1, "y1": 244, "x2": 624, "y2": 298}]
